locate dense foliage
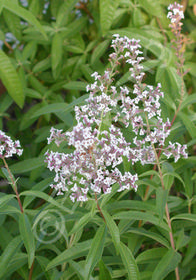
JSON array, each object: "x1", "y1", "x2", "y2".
[{"x1": 0, "y1": 0, "x2": 196, "y2": 279}]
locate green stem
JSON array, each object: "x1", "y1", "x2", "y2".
[{"x1": 2, "y1": 157, "x2": 23, "y2": 213}]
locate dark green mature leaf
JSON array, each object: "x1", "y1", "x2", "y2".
[
  {"x1": 136, "y1": 248, "x2": 168, "y2": 264},
  {"x1": 99, "y1": 260, "x2": 112, "y2": 280},
  {"x1": 32, "y1": 94, "x2": 88, "y2": 118},
  {"x1": 119, "y1": 242, "x2": 140, "y2": 280},
  {"x1": 113, "y1": 211, "x2": 169, "y2": 231},
  {"x1": 19, "y1": 213, "x2": 35, "y2": 268},
  {"x1": 0, "y1": 236, "x2": 22, "y2": 278},
  {"x1": 152, "y1": 249, "x2": 181, "y2": 280},
  {"x1": 156, "y1": 188, "x2": 168, "y2": 221},
  {"x1": 2, "y1": 1, "x2": 47, "y2": 39},
  {"x1": 47, "y1": 240, "x2": 92, "y2": 270},
  {"x1": 0, "y1": 50, "x2": 24, "y2": 107},
  {"x1": 127, "y1": 228, "x2": 170, "y2": 248},
  {"x1": 69, "y1": 212, "x2": 94, "y2": 235},
  {"x1": 85, "y1": 224, "x2": 107, "y2": 279},
  {"x1": 52, "y1": 33, "x2": 63, "y2": 79},
  {"x1": 102, "y1": 209, "x2": 120, "y2": 254}
]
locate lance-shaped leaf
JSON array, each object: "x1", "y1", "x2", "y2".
[
  {"x1": 0, "y1": 50, "x2": 24, "y2": 108},
  {"x1": 19, "y1": 213, "x2": 35, "y2": 268},
  {"x1": 119, "y1": 242, "x2": 140, "y2": 280},
  {"x1": 85, "y1": 224, "x2": 107, "y2": 279},
  {"x1": 1, "y1": 1, "x2": 47, "y2": 39}
]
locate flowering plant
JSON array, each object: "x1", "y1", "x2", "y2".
[
  {"x1": 0, "y1": 2, "x2": 195, "y2": 280},
  {"x1": 45, "y1": 33, "x2": 187, "y2": 202}
]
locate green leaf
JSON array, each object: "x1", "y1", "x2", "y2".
[
  {"x1": 171, "y1": 214, "x2": 196, "y2": 223},
  {"x1": 113, "y1": 211, "x2": 169, "y2": 231},
  {"x1": 56, "y1": 0, "x2": 79, "y2": 27},
  {"x1": 152, "y1": 249, "x2": 181, "y2": 280},
  {"x1": 19, "y1": 213, "x2": 35, "y2": 268},
  {"x1": 127, "y1": 228, "x2": 170, "y2": 248},
  {"x1": 85, "y1": 224, "x2": 107, "y2": 280},
  {"x1": 2, "y1": 1, "x2": 47, "y2": 39},
  {"x1": 32, "y1": 94, "x2": 88, "y2": 118},
  {"x1": 180, "y1": 93, "x2": 196, "y2": 110},
  {"x1": 63, "y1": 81, "x2": 88, "y2": 91},
  {"x1": 52, "y1": 33, "x2": 63, "y2": 80},
  {"x1": 47, "y1": 240, "x2": 92, "y2": 270},
  {"x1": 119, "y1": 242, "x2": 140, "y2": 280},
  {"x1": 20, "y1": 190, "x2": 72, "y2": 214},
  {"x1": 0, "y1": 194, "x2": 15, "y2": 209},
  {"x1": 156, "y1": 188, "x2": 168, "y2": 221},
  {"x1": 99, "y1": 260, "x2": 112, "y2": 280},
  {"x1": 69, "y1": 212, "x2": 94, "y2": 235},
  {"x1": 91, "y1": 40, "x2": 110, "y2": 65},
  {"x1": 0, "y1": 236, "x2": 22, "y2": 278},
  {"x1": 102, "y1": 209, "x2": 120, "y2": 254},
  {"x1": 10, "y1": 156, "x2": 44, "y2": 174},
  {"x1": 0, "y1": 50, "x2": 24, "y2": 108},
  {"x1": 136, "y1": 248, "x2": 168, "y2": 264},
  {"x1": 100, "y1": 0, "x2": 119, "y2": 35},
  {"x1": 179, "y1": 112, "x2": 196, "y2": 139},
  {"x1": 138, "y1": 0, "x2": 162, "y2": 17}
]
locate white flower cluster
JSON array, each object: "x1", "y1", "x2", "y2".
[
  {"x1": 45, "y1": 34, "x2": 188, "y2": 202},
  {"x1": 167, "y1": 2, "x2": 184, "y2": 23},
  {"x1": 0, "y1": 130, "x2": 23, "y2": 158}
]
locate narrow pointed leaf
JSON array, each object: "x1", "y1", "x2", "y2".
[
  {"x1": 19, "y1": 213, "x2": 35, "y2": 268},
  {"x1": 47, "y1": 240, "x2": 92, "y2": 270},
  {"x1": 119, "y1": 242, "x2": 140, "y2": 280},
  {"x1": 3, "y1": 1, "x2": 47, "y2": 39},
  {"x1": 0, "y1": 236, "x2": 22, "y2": 278},
  {"x1": 0, "y1": 50, "x2": 24, "y2": 107},
  {"x1": 102, "y1": 209, "x2": 120, "y2": 254},
  {"x1": 85, "y1": 224, "x2": 107, "y2": 279},
  {"x1": 152, "y1": 248, "x2": 181, "y2": 280}
]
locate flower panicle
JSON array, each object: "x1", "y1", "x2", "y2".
[
  {"x1": 46, "y1": 32, "x2": 188, "y2": 202},
  {"x1": 0, "y1": 130, "x2": 23, "y2": 159}
]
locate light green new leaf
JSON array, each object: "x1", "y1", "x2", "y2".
[
  {"x1": 2, "y1": 1, "x2": 47, "y2": 39},
  {"x1": 100, "y1": 0, "x2": 119, "y2": 35},
  {"x1": 0, "y1": 50, "x2": 24, "y2": 108},
  {"x1": 102, "y1": 209, "x2": 120, "y2": 254},
  {"x1": 52, "y1": 33, "x2": 63, "y2": 80},
  {"x1": 119, "y1": 242, "x2": 140, "y2": 280},
  {"x1": 47, "y1": 240, "x2": 92, "y2": 270},
  {"x1": 138, "y1": 0, "x2": 162, "y2": 17},
  {"x1": 85, "y1": 224, "x2": 107, "y2": 280},
  {"x1": 19, "y1": 213, "x2": 35, "y2": 268},
  {"x1": 152, "y1": 249, "x2": 181, "y2": 280},
  {"x1": 0, "y1": 236, "x2": 22, "y2": 278}
]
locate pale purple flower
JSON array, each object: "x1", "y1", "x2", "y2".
[{"x1": 0, "y1": 130, "x2": 23, "y2": 158}]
